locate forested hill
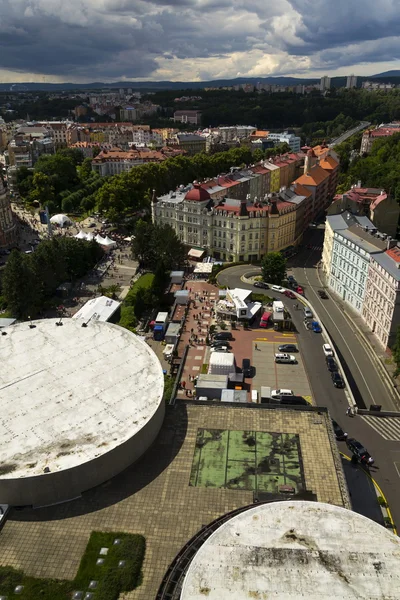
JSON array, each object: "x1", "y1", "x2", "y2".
[{"x1": 336, "y1": 132, "x2": 400, "y2": 200}]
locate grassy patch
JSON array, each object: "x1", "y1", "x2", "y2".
[
  {"x1": 0, "y1": 531, "x2": 145, "y2": 600},
  {"x1": 201, "y1": 363, "x2": 209, "y2": 374},
  {"x1": 130, "y1": 273, "x2": 155, "y2": 293}
]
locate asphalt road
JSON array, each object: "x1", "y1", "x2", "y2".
[
  {"x1": 329, "y1": 121, "x2": 370, "y2": 147},
  {"x1": 218, "y1": 261, "x2": 400, "y2": 530}
]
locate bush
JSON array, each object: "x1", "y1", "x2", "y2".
[
  {"x1": 118, "y1": 305, "x2": 138, "y2": 332},
  {"x1": 377, "y1": 496, "x2": 387, "y2": 507}
]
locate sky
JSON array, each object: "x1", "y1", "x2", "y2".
[{"x1": 1, "y1": 0, "x2": 400, "y2": 83}]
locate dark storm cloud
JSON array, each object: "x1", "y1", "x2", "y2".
[{"x1": 1, "y1": 0, "x2": 400, "y2": 80}]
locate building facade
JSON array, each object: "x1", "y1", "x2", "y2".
[
  {"x1": 363, "y1": 246, "x2": 400, "y2": 349},
  {"x1": 153, "y1": 181, "x2": 309, "y2": 262},
  {"x1": 267, "y1": 132, "x2": 301, "y2": 152},
  {"x1": 91, "y1": 147, "x2": 184, "y2": 176},
  {"x1": 173, "y1": 110, "x2": 202, "y2": 125},
  {"x1": 323, "y1": 213, "x2": 387, "y2": 314}
]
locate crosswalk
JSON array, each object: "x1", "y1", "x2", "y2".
[
  {"x1": 307, "y1": 245, "x2": 322, "y2": 252},
  {"x1": 360, "y1": 415, "x2": 400, "y2": 442}
]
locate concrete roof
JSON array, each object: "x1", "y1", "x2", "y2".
[
  {"x1": 327, "y1": 212, "x2": 374, "y2": 232},
  {"x1": 181, "y1": 500, "x2": 400, "y2": 600},
  {"x1": 72, "y1": 295, "x2": 120, "y2": 322},
  {"x1": 371, "y1": 250, "x2": 400, "y2": 280},
  {"x1": 0, "y1": 319, "x2": 164, "y2": 479}
]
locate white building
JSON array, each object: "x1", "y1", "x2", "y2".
[
  {"x1": 267, "y1": 131, "x2": 301, "y2": 152},
  {"x1": 323, "y1": 212, "x2": 387, "y2": 314},
  {"x1": 217, "y1": 126, "x2": 257, "y2": 143},
  {"x1": 363, "y1": 244, "x2": 400, "y2": 349},
  {"x1": 320, "y1": 75, "x2": 331, "y2": 91},
  {"x1": 346, "y1": 75, "x2": 357, "y2": 89}
]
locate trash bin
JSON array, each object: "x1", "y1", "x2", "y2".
[{"x1": 370, "y1": 404, "x2": 382, "y2": 412}]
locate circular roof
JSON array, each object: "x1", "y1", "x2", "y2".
[
  {"x1": 0, "y1": 319, "x2": 164, "y2": 479},
  {"x1": 181, "y1": 501, "x2": 400, "y2": 600},
  {"x1": 184, "y1": 184, "x2": 210, "y2": 202}
]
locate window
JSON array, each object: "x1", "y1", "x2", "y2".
[{"x1": 241, "y1": 235, "x2": 245, "y2": 241}]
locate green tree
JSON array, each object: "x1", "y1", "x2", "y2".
[
  {"x1": 58, "y1": 147, "x2": 84, "y2": 166},
  {"x1": 29, "y1": 172, "x2": 55, "y2": 207},
  {"x1": 261, "y1": 252, "x2": 287, "y2": 285},
  {"x1": 391, "y1": 325, "x2": 400, "y2": 377},
  {"x1": 79, "y1": 157, "x2": 95, "y2": 181},
  {"x1": 2, "y1": 251, "x2": 41, "y2": 318},
  {"x1": 132, "y1": 221, "x2": 186, "y2": 271}
]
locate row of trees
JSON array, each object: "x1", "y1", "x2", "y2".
[
  {"x1": 2, "y1": 238, "x2": 103, "y2": 318},
  {"x1": 94, "y1": 146, "x2": 253, "y2": 221}
]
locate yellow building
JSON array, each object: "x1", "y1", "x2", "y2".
[
  {"x1": 264, "y1": 163, "x2": 281, "y2": 193},
  {"x1": 266, "y1": 197, "x2": 297, "y2": 253}
]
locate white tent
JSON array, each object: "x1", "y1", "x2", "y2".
[
  {"x1": 86, "y1": 232, "x2": 94, "y2": 241},
  {"x1": 75, "y1": 230, "x2": 87, "y2": 240},
  {"x1": 95, "y1": 234, "x2": 107, "y2": 244},
  {"x1": 50, "y1": 214, "x2": 72, "y2": 227},
  {"x1": 103, "y1": 236, "x2": 117, "y2": 247}
]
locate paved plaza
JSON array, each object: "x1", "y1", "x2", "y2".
[{"x1": 0, "y1": 404, "x2": 349, "y2": 600}]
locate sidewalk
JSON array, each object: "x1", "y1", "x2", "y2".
[
  {"x1": 318, "y1": 265, "x2": 400, "y2": 410},
  {"x1": 175, "y1": 281, "x2": 219, "y2": 399}
]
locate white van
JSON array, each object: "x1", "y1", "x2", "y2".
[{"x1": 275, "y1": 353, "x2": 297, "y2": 364}]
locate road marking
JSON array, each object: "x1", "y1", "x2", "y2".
[
  {"x1": 360, "y1": 416, "x2": 400, "y2": 442},
  {"x1": 394, "y1": 462, "x2": 400, "y2": 480}
]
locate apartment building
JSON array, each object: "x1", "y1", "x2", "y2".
[
  {"x1": 328, "y1": 185, "x2": 400, "y2": 238},
  {"x1": 267, "y1": 132, "x2": 301, "y2": 152},
  {"x1": 363, "y1": 245, "x2": 400, "y2": 349},
  {"x1": 167, "y1": 133, "x2": 206, "y2": 155},
  {"x1": 153, "y1": 180, "x2": 310, "y2": 262},
  {"x1": 322, "y1": 212, "x2": 387, "y2": 313},
  {"x1": 217, "y1": 126, "x2": 257, "y2": 143},
  {"x1": 294, "y1": 148, "x2": 339, "y2": 218},
  {"x1": 173, "y1": 110, "x2": 202, "y2": 125},
  {"x1": 91, "y1": 147, "x2": 184, "y2": 176}
]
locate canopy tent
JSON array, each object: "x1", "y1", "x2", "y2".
[
  {"x1": 75, "y1": 230, "x2": 87, "y2": 240},
  {"x1": 50, "y1": 214, "x2": 72, "y2": 227},
  {"x1": 86, "y1": 232, "x2": 94, "y2": 241},
  {"x1": 188, "y1": 248, "x2": 205, "y2": 260},
  {"x1": 103, "y1": 236, "x2": 117, "y2": 247},
  {"x1": 95, "y1": 234, "x2": 107, "y2": 244}
]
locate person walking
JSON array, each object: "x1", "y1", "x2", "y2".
[
  {"x1": 346, "y1": 406, "x2": 352, "y2": 416},
  {"x1": 255, "y1": 343, "x2": 258, "y2": 350}
]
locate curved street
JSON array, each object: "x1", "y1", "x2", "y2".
[{"x1": 218, "y1": 258, "x2": 400, "y2": 530}]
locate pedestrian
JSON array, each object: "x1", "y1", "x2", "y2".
[
  {"x1": 346, "y1": 406, "x2": 351, "y2": 416},
  {"x1": 255, "y1": 343, "x2": 258, "y2": 350}
]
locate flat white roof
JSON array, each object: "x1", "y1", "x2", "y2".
[
  {"x1": 0, "y1": 319, "x2": 164, "y2": 479},
  {"x1": 181, "y1": 501, "x2": 400, "y2": 599},
  {"x1": 72, "y1": 295, "x2": 121, "y2": 322},
  {"x1": 193, "y1": 263, "x2": 213, "y2": 274}
]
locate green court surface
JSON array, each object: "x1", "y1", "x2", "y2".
[{"x1": 189, "y1": 429, "x2": 304, "y2": 494}]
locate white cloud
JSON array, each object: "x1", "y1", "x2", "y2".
[{"x1": 0, "y1": 0, "x2": 400, "y2": 81}]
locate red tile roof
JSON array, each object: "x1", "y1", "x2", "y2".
[{"x1": 386, "y1": 247, "x2": 400, "y2": 263}]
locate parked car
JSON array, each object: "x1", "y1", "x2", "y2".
[
  {"x1": 210, "y1": 341, "x2": 231, "y2": 349},
  {"x1": 331, "y1": 371, "x2": 345, "y2": 388},
  {"x1": 242, "y1": 358, "x2": 252, "y2": 377},
  {"x1": 318, "y1": 289, "x2": 328, "y2": 299},
  {"x1": 254, "y1": 281, "x2": 269, "y2": 289},
  {"x1": 287, "y1": 275, "x2": 296, "y2": 284},
  {"x1": 326, "y1": 357, "x2": 338, "y2": 372},
  {"x1": 346, "y1": 438, "x2": 374, "y2": 465},
  {"x1": 304, "y1": 308, "x2": 313, "y2": 319},
  {"x1": 323, "y1": 343, "x2": 334, "y2": 357},
  {"x1": 284, "y1": 290, "x2": 296, "y2": 299},
  {"x1": 275, "y1": 353, "x2": 297, "y2": 364},
  {"x1": 278, "y1": 344, "x2": 298, "y2": 353},
  {"x1": 271, "y1": 285, "x2": 285, "y2": 293},
  {"x1": 213, "y1": 332, "x2": 233, "y2": 341},
  {"x1": 295, "y1": 286, "x2": 304, "y2": 295},
  {"x1": 332, "y1": 419, "x2": 347, "y2": 441},
  {"x1": 271, "y1": 388, "x2": 294, "y2": 400},
  {"x1": 311, "y1": 321, "x2": 322, "y2": 333}
]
